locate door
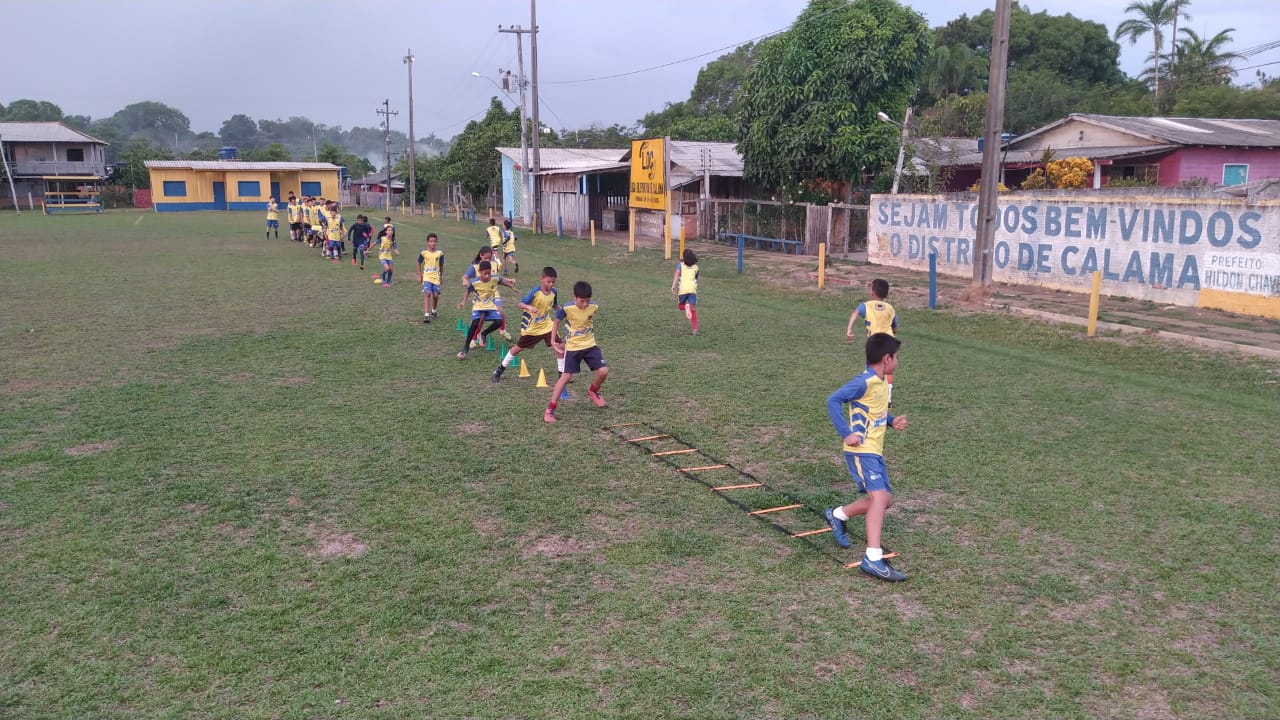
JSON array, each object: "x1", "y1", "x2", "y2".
[
  {"x1": 270, "y1": 181, "x2": 280, "y2": 201},
  {"x1": 212, "y1": 181, "x2": 226, "y2": 209}
]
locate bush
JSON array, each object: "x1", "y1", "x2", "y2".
[{"x1": 99, "y1": 185, "x2": 131, "y2": 209}]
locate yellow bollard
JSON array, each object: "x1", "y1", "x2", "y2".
[
  {"x1": 430, "y1": 202, "x2": 434, "y2": 218},
  {"x1": 628, "y1": 209, "x2": 636, "y2": 253},
  {"x1": 532, "y1": 212, "x2": 538, "y2": 235},
  {"x1": 679, "y1": 224, "x2": 685, "y2": 259},
  {"x1": 1087, "y1": 271, "x2": 1102, "y2": 337},
  {"x1": 817, "y1": 243, "x2": 826, "y2": 289},
  {"x1": 590, "y1": 219, "x2": 596, "y2": 246},
  {"x1": 663, "y1": 206, "x2": 672, "y2": 260}
]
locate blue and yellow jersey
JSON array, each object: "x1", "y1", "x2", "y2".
[
  {"x1": 557, "y1": 302, "x2": 598, "y2": 352},
  {"x1": 377, "y1": 233, "x2": 397, "y2": 260},
  {"x1": 418, "y1": 249, "x2": 444, "y2": 284},
  {"x1": 677, "y1": 262, "x2": 699, "y2": 295},
  {"x1": 325, "y1": 213, "x2": 345, "y2": 242},
  {"x1": 312, "y1": 207, "x2": 326, "y2": 230},
  {"x1": 302, "y1": 205, "x2": 313, "y2": 226},
  {"x1": 485, "y1": 225, "x2": 503, "y2": 252},
  {"x1": 502, "y1": 228, "x2": 517, "y2": 254},
  {"x1": 286, "y1": 201, "x2": 301, "y2": 223},
  {"x1": 827, "y1": 368, "x2": 893, "y2": 456},
  {"x1": 467, "y1": 275, "x2": 506, "y2": 311},
  {"x1": 856, "y1": 300, "x2": 897, "y2": 336},
  {"x1": 520, "y1": 287, "x2": 559, "y2": 336},
  {"x1": 266, "y1": 201, "x2": 279, "y2": 221}
]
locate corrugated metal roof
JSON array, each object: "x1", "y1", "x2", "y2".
[
  {"x1": 947, "y1": 144, "x2": 1178, "y2": 167},
  {"x1": 667, "y1": 141, "x2": 743, "y2": 176},
  {"x1": 497, "y1": 147, "x2": 628, "y2": 172},
  {"x1": 143, "y1": 161, "x2": 341, "y2": 171},
  {"x1": 1015, "y1": 114, "x2": 1280, "y2": 149},
  {"x1": 0, "y1": 121, "x2": 108, "y2": 144}
]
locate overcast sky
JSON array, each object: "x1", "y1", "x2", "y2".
[{"x1": 1, "y1": 0, "x2": 1276, "y2": 138}]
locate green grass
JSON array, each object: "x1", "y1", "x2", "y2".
[{"x1": 2, "y1": 208, "x2": 1278, "y2": 719}]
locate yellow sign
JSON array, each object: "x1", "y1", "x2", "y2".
[{"x1": 629, "y1": 139, "x2": 666, "y2": 210}]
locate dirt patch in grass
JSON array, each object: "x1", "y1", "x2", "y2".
[
  {"x1": 64, "y1": 440, "x2": 118, "y2": 456},
  {"x1": 286, "y1": 495, "x2": 302, "y2": 507},
  {"x1": 182, "y1": 503, "x2": 209, "y2": 515},
  {"x1": 1, "y1": 377, "x2": 44, "y2": 395},
  {"x1": 305, "y1": 522, "x2": 369, "y2": 559},
  {"x1": 274, "y1": 376, "x2": 313, "y2": 386},
  {"x1": 522, "y1": 535, "x2": 593, "y2": 559},
  {"x1": 892, "y1": 594, "x2": 929, "y2": 622},
  {"x1": 215, "y1": 522, "x2": 254, "y2": 542},
  {"x1": 456, "y1": 422, "x2": 490, "y2": 436}
]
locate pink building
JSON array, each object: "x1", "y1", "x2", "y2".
[{"x1": 937, "y1": 114, "x2": 1280, "y2": 191}]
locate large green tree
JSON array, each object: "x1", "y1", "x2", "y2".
[
  {"x1": 736, "y1": 0, "x2": 930, "y2": 193},
  {"x1": 641, "y1": 42, "x2": 759, "y2": 141},
  {"x1": 1, "y1": 99, "x2": 64, "y2": 121},
  {"x1": 219, "y1": 114, "x2": 258, "y2": 147},
  {"x1": 441, "y1": 98, "x2": 520, "y2": 200}
]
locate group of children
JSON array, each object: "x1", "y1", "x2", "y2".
[
  {"x1": 277, "y1": 199, "x2": 910, "y2": 580},
  {"x1": 271, "y1": 194, "x2": 401, "y2": 284}
]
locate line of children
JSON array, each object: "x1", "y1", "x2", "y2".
[
  {"x1": 671, "y1": 248, "x2": 700, "y2": 335},
  {"x1": 417, "y1": 233, "x2": 444, "y2": 322},
  {"x1": 457, "y1": 260, "x2": 517, "y2": 360},
  {"x1": 493, "y1": 266, "x2": 563, "y2": 382}
]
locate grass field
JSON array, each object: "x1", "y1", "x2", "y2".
[{"x1": 2, "y1": 208, "x2": 1277, "y2": 719}]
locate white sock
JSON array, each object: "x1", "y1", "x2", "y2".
[
  {"x1": 833, "y1": 507, "x2": 850, "y2": 521},
  {"x1": 865, "y1": 547, "x2": 883, "y2": 562},
  {"x1": 556, "y1": 357, "x2": 565, "y2": 373},
  {"x1": 502, "y1": 352, "x2": 514, "y2": 367}
]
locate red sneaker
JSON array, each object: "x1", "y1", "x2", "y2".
[
  {"x1": 588, "y1": 389, "x2": 605, "y2": 407},
  {"x1": 543, "y1": 409, "x2": 557, "y2": 423}
]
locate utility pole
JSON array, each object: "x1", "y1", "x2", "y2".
[
  {"x1": 404, "y1": 49, "x2": 416, "y2": 216},
  {"x1": 529, "y1": 0, "x2": 541, "y2": 233},
  {"x1": 973, "y1": 0, "x2": 1011, "y2": 287},
  {"x1": 376, "y1": 99, "x2": 399, "y2": 213},
  {"x1": 499, "y1": 25, "x2": 533, "y2": 226},
  {"x1": 0, "y1": 133, "x2": 21, "y2": 214}
]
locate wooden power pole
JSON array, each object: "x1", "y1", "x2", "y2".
[{"x1": 973, "y1": 0, "x2": 1011, "y2": 286}]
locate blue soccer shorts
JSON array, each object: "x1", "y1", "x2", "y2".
[
  {"x1": 564, "y1": 346, "x2": 606, "y2": 374},
  {"x1": 845, "y1": 452, "x2": 891, "y2": 494},
  {"x1": 678, "y1": 293, "x2": 697, "y2": 307},
  {"x1": 422, "y1": 281, "x2": 441, "y2": 294}
]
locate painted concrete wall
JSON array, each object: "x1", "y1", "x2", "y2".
[
  {"x1": 149, "y1": 168, "x2": 338, "y2": 211},
  {"x1": 868, "y1": 192, "x2": 1280, "y2": 318}
]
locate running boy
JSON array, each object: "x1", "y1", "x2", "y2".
[
  {"x1": 485, "y1": 217, "x2": 504, "y2": 260},
  {"x1": 375, "y1": 223, "x2": 398, "y2": 286},
  {"x1": 846, "y1": 278, "x2": 898, "y2": 404},
  {"x1": 544, "y1": 281, "x2": 608, "y2": 423},
  {"x1": 324, "y1": 203, "x2": 345, "y2": 262},
  {"x1": 823, "y1": 332, "x2": 909, "y2": 582},
  {"x1": 458, "y1": 261, "x2": 517, "y2": 360},
  {"x1": 417, "y1": 233, "x2": 444, "y2": 323},
  {"x1": 266, "y1": 196, "x2": 279, "y2": 240},
  {"x1": 348, "y1": 214, "x2": 373, "y2": 269},
  {"x1": 492, "y1": 266, "x2": 563, "y2": 382},
  {"x1": 502, "y1": 218, "x2": 518, "y2": 274},
  {"x1": 671, "y1": 248, "x2": 700, "y2": 335},
  {"x1": 459, "y1": 246, "x2": 511, "y2": 345}
]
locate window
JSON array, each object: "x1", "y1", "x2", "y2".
[
  {"x1": 300, "y1": 181, "x2": 321, "y2": 196},
  {"x1": 162, "y1": 180, "x2": 187, "y2": 197},
  {"x1": 1223, "y1": 164, "x2": 1248, "y2": 186},
  {"x1": 237, "y1": 180, "x2": 261, "y2": 197},
  {"x1": 66, "y1": 148, "x2": 84, "y2": 162}
]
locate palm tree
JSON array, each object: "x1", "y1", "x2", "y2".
[
  {"x1": 1170, "y1": 28, "x2": 1241, "y2": 87},
  {"x1": 1115, "y1": 0, "x2": 1178, "y2": 96},
  {"x1": 921, "y1": 45, "x2": 984, "y2": 104},
  {"x1": 1168, "y1": 0, "x2": 1193, "y2": 66}
]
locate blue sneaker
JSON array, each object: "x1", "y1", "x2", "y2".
[
  {"x1": 860, "y1": 555, "x2": 908, "y2": 582},
  {"x1": 823, "y1": 507, "x2": 850, "y2": 548}
]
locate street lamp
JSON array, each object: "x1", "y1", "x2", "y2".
[
  {"x1": 405, "y1": 50, "x2": 416, "y2": 215},
  {"x1": 877, "y1": 109, "x2": 912, "y2": 195}
]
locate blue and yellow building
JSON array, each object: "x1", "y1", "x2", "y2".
[{"x1": 144, "y1": 160, "x2": 341, "y2": 212}]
